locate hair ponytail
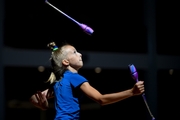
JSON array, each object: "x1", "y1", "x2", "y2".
[{"x1": 46, "y1": 42, "x2": 59, "y2": 84}]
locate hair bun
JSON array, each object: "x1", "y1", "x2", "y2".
[{"x1": 47, "y1": 42, "x2": 58, "y2": 51}]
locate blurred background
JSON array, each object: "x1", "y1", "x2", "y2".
[{"x1": 0, "y1": 0, "x2": 180, "y2": 120}]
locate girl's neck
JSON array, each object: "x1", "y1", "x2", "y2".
[{"x1": 67, "y1": 66, "x2": 78, "y2": 73}]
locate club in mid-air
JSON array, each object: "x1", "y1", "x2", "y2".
[{"x1": 45, "y1": 0, "x2": 94, "y2": 35}]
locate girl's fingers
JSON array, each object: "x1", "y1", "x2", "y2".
[
  {"x1": 37, "y1": 91, "x2": 43, "y2": 99},
  {"x1": 35, "y1": 93, "x2": 40, "y2": 101},
  {"x1": 37, "y1": 91, "x2": 46, "y2": 102}
]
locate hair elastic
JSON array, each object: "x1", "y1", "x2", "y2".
[{"x1": 53, "y1": 46, "x2": 58, "y2": 51}]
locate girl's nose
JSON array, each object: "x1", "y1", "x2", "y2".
[{"x1": 78, "y1": 52, "x2": 82, "y2": 57}]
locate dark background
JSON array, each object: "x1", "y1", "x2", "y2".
[
  {"x1": 4, "y1": 0, "x2": 147, "y2": 53},
  {"x1": 1, "y1": 0, "x2": 180, "y2": 120},
  {"x1": 4, "y1": 0, "x2": 180, "y2": 55}
]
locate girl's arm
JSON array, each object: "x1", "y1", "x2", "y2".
[
  {"x1": 80, "y1": 81, "x2": 144, "y2": 106},
  {"x1": 29, "y1": 88, "x2": 54, "y2": 110}
]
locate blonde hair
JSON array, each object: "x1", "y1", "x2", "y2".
[{"x1": 46, "y1": 41, "x2": 70, "y2": 84}]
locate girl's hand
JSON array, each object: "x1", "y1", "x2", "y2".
[
  {"x1": 132, "y1": 81, "x2": 145, "y2": 96},
  {"x1": 30, "y1": 91, "x2": 49, "y2": 110}
]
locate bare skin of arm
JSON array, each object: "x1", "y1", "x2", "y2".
[
  {"x1": 30, "y1": 81, "x2": 144, "y2": 109},
  {"x1": 29, "y1": 88, "x2": 54, "y2": 110},
  {"x1": 80, "y1": 81, "x2": 144, "y2": 106}
]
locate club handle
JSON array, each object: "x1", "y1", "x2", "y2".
[{"x1": 142, "y1": 94, "x2": 156, "y2": 120}]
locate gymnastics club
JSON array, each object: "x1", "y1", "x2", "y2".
[
  {"x1": 128, "y1": 64, "x2": 155, "y2": 120},
  {"x1": 45, "y1": 0, "x2": 94, "y2": 35}
]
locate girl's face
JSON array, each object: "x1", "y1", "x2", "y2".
[{"x1": 63, "y1": 45, "x2": 83, "y2": 70}]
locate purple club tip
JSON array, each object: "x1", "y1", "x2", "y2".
[
  {"x1": 80, "y1": 23, "x2": 94, "y2": 35},
  {"x1": 128, "y1": 64, "x2": 139, "y2": 82}
]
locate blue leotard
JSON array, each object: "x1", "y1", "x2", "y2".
[{"x1": 53, "y1": 70, "x2": 88, "y2": 120}]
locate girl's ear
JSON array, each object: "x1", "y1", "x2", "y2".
[{"x1": 62, "y1": 59, "x2": 69, "y2": 65}]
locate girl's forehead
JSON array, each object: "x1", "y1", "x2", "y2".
[{"x1": 63, "y1": 45, "x2": 76, "y2": 51}]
